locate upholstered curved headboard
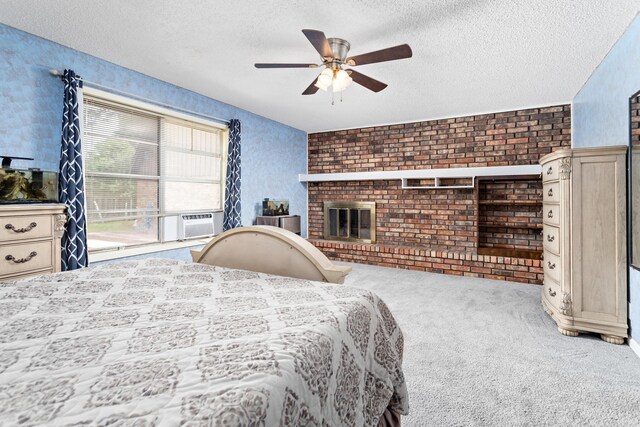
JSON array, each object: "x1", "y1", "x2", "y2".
[{"x1": 191, "y1": 226, "x2": 351, "y2": 284}]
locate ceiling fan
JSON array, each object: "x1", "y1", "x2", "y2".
[{"x1": 255, "y1": 29, "x2": 412, "y2": 96}]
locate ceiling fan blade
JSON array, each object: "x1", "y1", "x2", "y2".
[
  {"x1": 348, "y1": 70, "x2": 388, "y2": 93},
  {"x1": 255, "y1": 63, "x2": 318, "y2": 68},
  {"x1": 302, "y1": 29, "x2": 334, "y2": 59},
  {"x1": 302, "y1": 76, "x2": 320, "y2": 95},
  {"x1": 346, "y1": 44, "x2": 412, "y2": 66}
]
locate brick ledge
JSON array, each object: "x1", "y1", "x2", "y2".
[{"x1": 309, "y1": 239, "x2": 542, "y2": 284}]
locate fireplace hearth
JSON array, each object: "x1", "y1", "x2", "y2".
[{"x1": 323, "y1": 201, "x2": 375, "y2": 243}]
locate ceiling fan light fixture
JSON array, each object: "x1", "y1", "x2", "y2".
[
  {"x1": 314, "y1": 68, "x2": 333, "y2": 91},
  {"x1": 332, "y1": 69, "x2": 352, "y2": 92}
]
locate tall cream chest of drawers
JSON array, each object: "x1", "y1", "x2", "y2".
[
  {"x1": 540, "y1": 146, "x2": 627, "y2": 344},
  {"x1": 0, "y1": 204, "x2": 67, "y2": 281}
]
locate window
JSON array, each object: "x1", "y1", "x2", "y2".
[
  {"x1": 83, "y1": 96, "x2": 225, "y2": 252},
  {"x1": 161, "y1": 120, "x2": 224, "y2": 212}
]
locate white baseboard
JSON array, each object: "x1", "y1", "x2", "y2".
[{"x1": 630, "y1": 338, "x2": 640, "y2": 359}]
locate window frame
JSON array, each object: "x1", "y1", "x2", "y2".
[{"x1": 82, "y1": 87, "x2": 228, "y2": 252}]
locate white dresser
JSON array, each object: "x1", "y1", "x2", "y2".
[
  {"x1": 0, "y1": 204, "x2": 67, "y2": 281},
  {"x1": 540, "y1": 147, "x2": 627, "y2": 344}
]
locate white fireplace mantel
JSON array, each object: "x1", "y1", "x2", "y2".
[{"x1": 299, "y1": 164, "x2": 542, "y2": 189}]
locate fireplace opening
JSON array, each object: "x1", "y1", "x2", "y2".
[{"x1": 324, "y1": 201, "x2": 376, "y2": 243}]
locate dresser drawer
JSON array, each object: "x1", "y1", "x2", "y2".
[
  {"x1": 0, "y1": 241, "x2": 53, "y2": 277},
  {"x1": 0, "y1": 215, "x2": 53, "y2": 243},
  {"x1": 542, "y1": 160, "x2": 560, "y2": 182},
  {"x1": 543, "y1": 204, "x2": 560, "y2": 226},
  {"x1": 543, "y1": 277, "x2": 562, "y2": 309},
  {"x1": 543, "y1": 250, "x2": 561, "y2": 283},
  {"x1": 543, "y1": 182, "x2": 560, "y2": 203},
  {"x1": 543, "y1": 225, "x2": 560, "y2": 254}
]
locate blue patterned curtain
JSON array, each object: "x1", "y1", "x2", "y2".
[
  {"x1": 223, "y1": 119, "x2": 241, "y2": 230},
  {"x1": 58, "y1": 69, "x2": 88, "y2": 270}
]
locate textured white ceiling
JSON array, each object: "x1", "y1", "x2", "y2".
[{"x1": 1, "y1": 0, "x2": 639, "y2": 132}]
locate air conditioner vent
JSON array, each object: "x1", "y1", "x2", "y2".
[{"x1": 178, "y1": 212, "x2": 215, "y2": 240}]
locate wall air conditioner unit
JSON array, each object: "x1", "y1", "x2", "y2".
[{"x1": 178, "y1": 213, "x2": 215, "y2": 240}]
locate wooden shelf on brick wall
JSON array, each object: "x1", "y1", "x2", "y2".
[
  {"x1": 478, "y1": 200, "x2": 542, "y2": 206},
  {"x1": 476, "y1": 176, "x2": 544, "y2": 260},
  {"x1": 477, "y1": 247, "x2": 543, "y2": 260},
  {"x1": 479, "y1": 223, "x2": 543, "y2": 230}
]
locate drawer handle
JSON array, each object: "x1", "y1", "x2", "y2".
[
  {"x1": 547, "y1": 166, "x2": 553, "y2": 175},
  {"x1": 5, "y1": 222, "x2": 37, "y2": 233},
  {"x1": 548, "y1": 188, "x2": 553, "y2": 197},
  {"x1": 548, "y1": 288, "x2": 556, "y2": 297},
  {"x1": 547, "y1": 235, "x2": 555, "y2": 242},
  {"x1": 547, "y1": 210, "x2": 553, "y2": 219},
  {"x1": 548, "y1": 261, "x2": 556, "y2": 269},
  {"x1": 5, "y1": 251, "x2": 38, "y2": 264}
]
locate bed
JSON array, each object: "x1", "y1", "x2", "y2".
[
  {"x1": 0, "y1": 258, "x2": 408, "y2": 426},
  {"x1": 191, "y1": 226, "x2": 353, "y2": 284}
]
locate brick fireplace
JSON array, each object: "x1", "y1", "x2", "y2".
[{"x1": 307, "y1": 105, "x2": 571, "y2": 284}]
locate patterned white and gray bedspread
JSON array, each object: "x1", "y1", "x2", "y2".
[{"x1": 0, "y1": 259, "x2": 408, "y2": 426}]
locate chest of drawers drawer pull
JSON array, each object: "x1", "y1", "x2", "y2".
[
  {"x1": 548, "y1": 288, "x2": 556, "y2": 297},
  {"x1": 543, "y1": 226, "x2": 560, "y2": 254},
  {"x1": 542, "y1": 160, "x2": 560, "y2": 182},
  {"x1": 5, "y1": 251, "x2": 38, "y2": 264},
  {"x1": 544, "y1": 250, "x2": 561, "y2": 282},
  {"x1": 5, "y1": 222, "x2": 37, "y2": 233},
  {"x1": 543, "y1": 204, "x2": 560, "y2": 226},
  {"x1": 543, "y1": 182, "x2": 560, "y2": 202}
]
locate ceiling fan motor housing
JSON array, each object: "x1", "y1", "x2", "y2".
[{"x1": 327, "y1": 38, "x2": 351, "y2": 62}]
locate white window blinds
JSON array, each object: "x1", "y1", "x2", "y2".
[{"x1": 161, "y1": 120, "x2": 223, "y2": 212}]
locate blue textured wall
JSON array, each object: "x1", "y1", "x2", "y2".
[
  {"x1": 572, "y1": 13, "x2": 640, "y2": 342},
  {"x1": 573, "y1": 14, "x2": 640, "y2": 148},
  {"x1": 0, "y1": 23, "x2": 308, "y2": 235}
]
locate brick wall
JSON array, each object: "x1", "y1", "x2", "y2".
[{"x1": 307, "y1": 105, "x2": 571, "y2": 284}]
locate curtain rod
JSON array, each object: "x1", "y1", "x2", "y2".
[{"x1": 49, "y1": 69, "x2": 230, "y2": 126}]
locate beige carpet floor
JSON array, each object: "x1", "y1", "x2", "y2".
[{"x1": 343, "y1": 263, "x2": 640, "y2": 426}]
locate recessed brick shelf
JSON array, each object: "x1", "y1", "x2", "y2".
[{"x1": 307, "y1": 104, "x2": 571, "y2": 285}]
